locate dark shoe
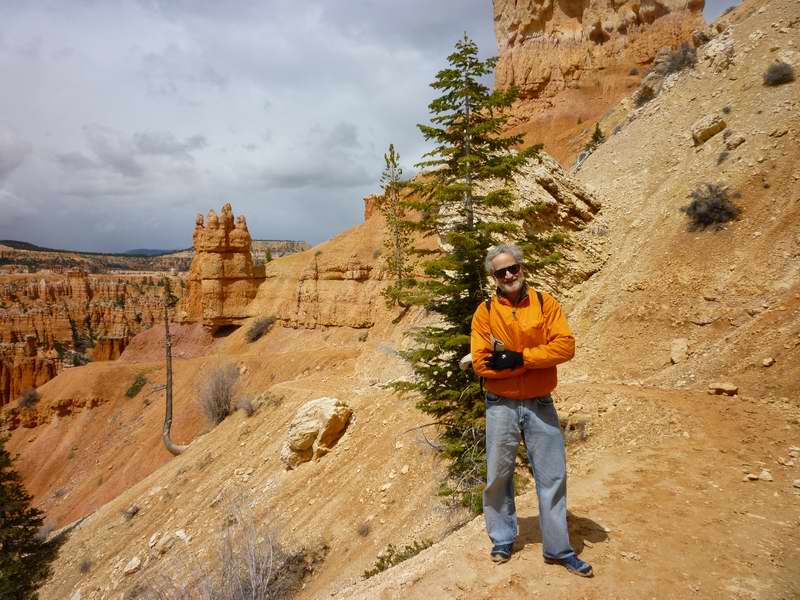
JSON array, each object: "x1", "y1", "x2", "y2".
[
  {"x1": 490, "y1": 543, "x2": 513, "y2": 563},
  {"x1": 545, "y1": 554, "x2": 593, "y2": 577}
]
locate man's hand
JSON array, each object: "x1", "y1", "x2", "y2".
[{"x1": 488, "y1": 350, "x2": 523, "y2": 370}]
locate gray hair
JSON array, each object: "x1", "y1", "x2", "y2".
[{"x1": 485, "y1": 243, "x2": 524, "y2": 274}]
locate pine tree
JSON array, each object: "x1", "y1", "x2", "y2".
[
  {"x1": 590, "y1": 123, "x2": 605, "y2": 148},
  {"x1": 377, "y1": 144, "x2": 414, "y2": 306},
  {"x1": 0, "y1": 437, "x2": 57, "y2": 599},
  {"x1": 395, "y1": 34, "x2": 558, "y2": 511}
]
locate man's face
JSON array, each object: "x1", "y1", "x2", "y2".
[{"x1": 491, "y1": 252, "x2": 524, "y2": 297}]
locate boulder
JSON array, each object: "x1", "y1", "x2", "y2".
[
  {"x1": 691, "y1": 115, "x2": 727, "y2": 146},
  {"x1": 281, "y1": 397, "x2": 352, "y2": 469}
]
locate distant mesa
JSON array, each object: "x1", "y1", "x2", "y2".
[{"x1": 178, "y1": 203, "x2": 266, "y2": 331}]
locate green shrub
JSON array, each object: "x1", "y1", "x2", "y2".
[
  {"x1": 363, "y1": 540, "x2": 433, "y2": 579},
  {"x1": 681, "y1": 183, "x2": 740, "y2": 230},
  {"x1": 17, "y1": 389, "x2": 40, "y2": 410},
  {"x1": 125, "y1": 373, "x2": 147, "y2": 398},
  {"x1": 763, "y1": 62, "x2": 795, "y2": 86}
]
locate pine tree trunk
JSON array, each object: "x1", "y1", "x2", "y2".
[
  {"x1": 162, "y1": 302, "x2": 188, "y2": 455},
  {"x1": 464, "y1": 70, "x2": 473, "y2": 229},
  {"x1": 392, "y1": 187, "x2": 402, "y2": 287}
]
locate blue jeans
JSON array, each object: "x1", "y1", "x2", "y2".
[{"x1": 483, "y1": 392, "x2": 574, "y2": 559}]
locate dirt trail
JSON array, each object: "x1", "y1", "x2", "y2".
[{"x1": 337, "y1": 385, "x2": 800, "y2": 600}]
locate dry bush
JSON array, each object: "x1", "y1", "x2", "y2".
[
  {"x1": 17, "y1": 388, "x2": 40, "y2": 409},
  {"x1": 357, "y1": 522, "x2": 371, "y2": 537},
  {"x1": 681, "y1": 183, "x2": 740, "y2": 230},
  {"x1": 763, "y1": 62, "x2": 795, "y2": 86},
  {"x1": 246, "y1": 317, "x2": 276, "y2": 343},
  {"x1": 634, "y1": 85, "x2": 655, "y2": 107},
  {"x1": 129, "y1": 509, "x2": 327, "y2": 600},
  {"x1": 660, "y1": 43, "x2": 697, "y2": 75},
  {"x1": 198, "y1": 364, "x2": 239, "y2": 425}
]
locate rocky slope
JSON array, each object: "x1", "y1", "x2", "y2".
[
  {"x1": 2, "y1": 152, "x2": 605, "y2": 599},
  {"x1": 495, "y1": 0, "x2": 706, "y2": 164}
]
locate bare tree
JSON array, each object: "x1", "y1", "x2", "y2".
[{"x1": 162, "y1": 281, "x2": 188, "y2": 456}]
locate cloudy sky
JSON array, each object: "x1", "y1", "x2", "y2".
[{"x1": 1, "y1": 0, "x2": 734, "y2": 253}]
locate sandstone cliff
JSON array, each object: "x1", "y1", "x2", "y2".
[{"x1": 495, "y1": 0, "x2": 706, "y2": 163}]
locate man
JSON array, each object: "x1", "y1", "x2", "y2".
[{"x1": 470, "y1": 243, "x2": 592, "y2": 577}]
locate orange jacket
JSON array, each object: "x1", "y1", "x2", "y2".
[{"x1": 470, "y1": 287, "x2": 575, "y2": 399}]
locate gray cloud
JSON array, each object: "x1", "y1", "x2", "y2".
[
  {"x1": 83, "y1": 125, "x2": 144, "y2": 178},
  {"x1": 0, "y1": 0, "x2": 739, "y2": 252},
  {"x1": 0, "y1": 127, "x2": 32, "y2": 180},
  {"x1": 324, "y1": 122, "x2": 360, "y2": 150},
  {"x1": 55, "y1": 151, "x2": 96, "y2": 170},
  {"x1": 133, "y1": 131, "x2": 207, "y2": 159}
]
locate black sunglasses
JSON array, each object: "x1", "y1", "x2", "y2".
[{"x1": 493, "y1": 263, "x2": 521, "y2": 279}]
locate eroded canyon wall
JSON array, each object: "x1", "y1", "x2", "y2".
[
  {"x1": 494, "y1": 0, "x2": 705, "y2": 163},
  {"x1": 0, "y1": 271, "x2": 183, "y2": 406}
]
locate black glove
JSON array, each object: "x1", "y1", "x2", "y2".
[{"x1": 488, "y1": 350, "x2": 523, "y2": 370}]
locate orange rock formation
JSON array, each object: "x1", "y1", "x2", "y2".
[
  {"x1": 0, "y1": 271, "x2": 183, "y2": 406},
  {"x1": 180, "y1": 204, "x2": 265, "y2": 330},
  {"x1": 494, "y1": 0, "x2": 705, "y2": 163}
]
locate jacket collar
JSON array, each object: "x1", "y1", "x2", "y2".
[{"x1": 495, "y1": 281, "x2": 529, "y2": 306}]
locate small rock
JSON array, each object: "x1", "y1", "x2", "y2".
[
  {"x1": 148, "y1": 533, "x2": 159, "y2": 548},
  {"x1": 793, "y1": 480, "x2": 800, "y2": 489},
  {"x1": 759, "y1": 469, "x2": 773, "y2": 482},
  {"x1": 400, "y1": 464, "x2": 409, "y2": 475},
  {"x1": 156, "y1": 533, "x2": 176, "y2": 555},
  {"x1": 175, "y1": 529, "x2": 191, "y2": 542},
  {"x1": 379, "y1": 483, "x2": 392, "y2": 493},
  {"x1": 71, "y1": 591, "x2": 82, "y2": 600},
  {"x1": 725, "y1": 134, "x2": 746, "y2": 150},
  {"x1": 124, "y1": 505, "x2": 140, "y2": 520},
  {"x1": 762, "y1": 357, "x2": 775, "y2": 367},
  {"x1": 671, "y1": 338, "x2": 689, "y2": 364},
  {"x1": 124, "y1": 556, "x2": 142, "y2": 575},
  {"x1": 691, "y1": 114, "x2": 726, "y2": 146},
  {"x1": 708, "y1": 382, "x2": 738, "y2": 396},
  {"x1": 621, "y1": 551, "x2": 641, "y2": 561},
  {"x1": 744, "y1": 473, "x2": 759, "y2": 481}
]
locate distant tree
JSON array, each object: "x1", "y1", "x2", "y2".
[
  {"x1": 0, "y1": 436, "x2": 59, "y2": 599},
  {"x1": 265, "y1": 248, "x2": 273, "y2": 263},
  {"x1": 583, "y1": 123, "x2": 605, "y2": 153},
  {"x1": 377, "y1": 144, "x2": 414, "y2": 306},
  {"x1": 590, "y1": 123, "x2": 605, "y2": 147}
]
